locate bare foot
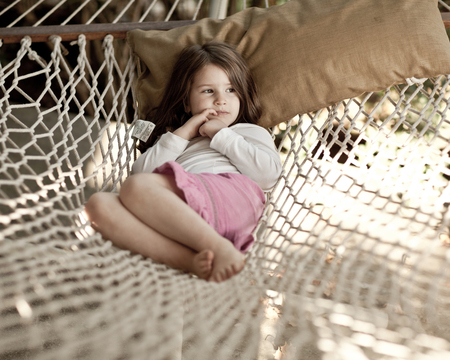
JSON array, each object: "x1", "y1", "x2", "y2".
[
  {"x1": 191, "y1": 250, "x2": 214, "y2": 280},
  {"x1": 208, "y1": 241, "x2": 245, "y2": 283}
]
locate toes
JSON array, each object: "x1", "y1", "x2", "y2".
[
  {"x1": 230, "y1": 263, "x2": 238, "y2": 274},
  {"x1": 200, "y1": 250, "x2": 214, "y2": 264},
  {"x1": 202, "y1": 262, "x2": 212, "y2": 272},
  {"x1": 193, "y1": 250, "x2": 214, "y2": 280},
  {"x1": 207, "y1": 249, "x2": 245, "y2": 283},
  {"x1": 211, "y1": 267, "x2": 234, "y2": 283},
  {"x1": 210, "y1": 272, "x2": 223, "y2": 283}
]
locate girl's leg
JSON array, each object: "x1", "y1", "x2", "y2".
[
  {"x1": 85, "y1": 192, "x2": 214, "y2": 279},
  {"x1": 86, "y1": 173, "x2": 245, "y2": 282},
  {"x1": 119, "y1": 173, "x2": 245, "y2": 282}
]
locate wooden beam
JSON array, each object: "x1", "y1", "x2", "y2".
[
  {"x1": 0, "y1": 20, "x2": 197, "y2": 44},
  {"x1": 442, "y1": 12, "x2": 450, "y2": 29},
  {"x1": 0, "y1": 13, "x2": 449, "y2": 44}
]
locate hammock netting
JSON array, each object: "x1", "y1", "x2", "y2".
[{"x1": 2, "y1": 1, "x2": 450, "y2": 359}]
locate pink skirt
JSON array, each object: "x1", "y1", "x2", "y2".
[{"x1": 153, "y1": 161, "x2": 265, "y2": 253}]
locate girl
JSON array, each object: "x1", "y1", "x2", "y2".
[{"x1": 85, "y1": 42, "x2": 281, "y2": 282}]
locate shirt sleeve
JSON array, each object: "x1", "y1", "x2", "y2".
[
  {"x1": 210, "y1": 125, "x2": 282, "y2": 191},
  {"x1": 132, "y1": 132, "x2": 189, "y2": 174}
]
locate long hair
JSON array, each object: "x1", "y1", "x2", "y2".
[{"x1": 137, "y1": 41, "x2": 262, "y2": 153}]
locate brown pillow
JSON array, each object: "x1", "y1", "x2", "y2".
[{"x1": 127, "y1": 0, "x2": 450, "y2": 128}]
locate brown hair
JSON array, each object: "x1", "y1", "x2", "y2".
[{"x1": 137, "y1": 41, "x2": 262, "y2": 153}]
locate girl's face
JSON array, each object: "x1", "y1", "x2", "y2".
[{"x1": 186, "y1": 64, "x2": 240, "y2": 127}]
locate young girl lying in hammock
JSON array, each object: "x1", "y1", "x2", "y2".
[{"x1": 85, "y1": 41, "x2": 281, "y2": 282}]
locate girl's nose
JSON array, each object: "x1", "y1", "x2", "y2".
[{"x1": 215, "y1": 95, "x2": 226, "y2": 105}]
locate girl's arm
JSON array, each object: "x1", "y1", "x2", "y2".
[
  {"x1": 132, "y1": 132, "x2": 189, "y2": 173},
  {"x1": 210, "y1": 124, "x2": 282, "y2": 191},
  {"x1": 133, "y1": 109, "x2": 216, "y2": 174}
]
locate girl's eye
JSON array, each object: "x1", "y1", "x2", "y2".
[
  {"x1": 203, "y1": 89, "x2": 213, "y2": 94},
  {"x1": 226, "y1": 88, "x2": 235, "y2": 93}
]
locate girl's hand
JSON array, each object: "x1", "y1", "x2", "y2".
[
  {"x1": 173, "y1": 109, "x2": 217, "y2": 141},
  {"x1": 199, "y1": 119, "x2": 227, "y2": 139}
]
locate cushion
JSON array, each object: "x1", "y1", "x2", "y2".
[{"x1": 127, "y1": 0, "x2": 450, "y2": 128}]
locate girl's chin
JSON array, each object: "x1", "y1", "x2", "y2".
[{"x1": 207, "y1": 117, "x2": 235, "y2": 125}]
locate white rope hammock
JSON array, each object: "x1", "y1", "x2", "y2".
[{"x1": 2, "y1": 1, "x2": 450, "y2": 359}]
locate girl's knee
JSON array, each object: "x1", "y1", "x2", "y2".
[
  {"x1": 85, "y1": 192, "x2": 113, "y2": 225},
  {"x1": 120, "y1": 173, "x2": 164, "y2": 198},
  {"x1": 120, "y1": 173, "x2": 150, "y2": 202}
]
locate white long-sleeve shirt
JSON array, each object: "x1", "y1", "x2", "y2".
[{"x1": 132, "y1": 123, "x2": 282, "y2": 191}]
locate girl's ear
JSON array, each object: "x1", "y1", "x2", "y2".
[{"x1": 184, "y1": 100, "x2": 190, "y2": 114}]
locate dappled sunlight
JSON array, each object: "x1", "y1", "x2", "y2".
[{"x1": 84, "y1": 120, "x2": 135, "y2": 193}]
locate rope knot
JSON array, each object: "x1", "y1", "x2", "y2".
[
  {"x1": 103, "y1": 34, "x2": 114, "y2": 49},
  {"x1": 77, "y1": 34, "x2": 86, "y2": 47},
  {"x1": 20, "y1": 36, "x2": 32, "y2": 46}
]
